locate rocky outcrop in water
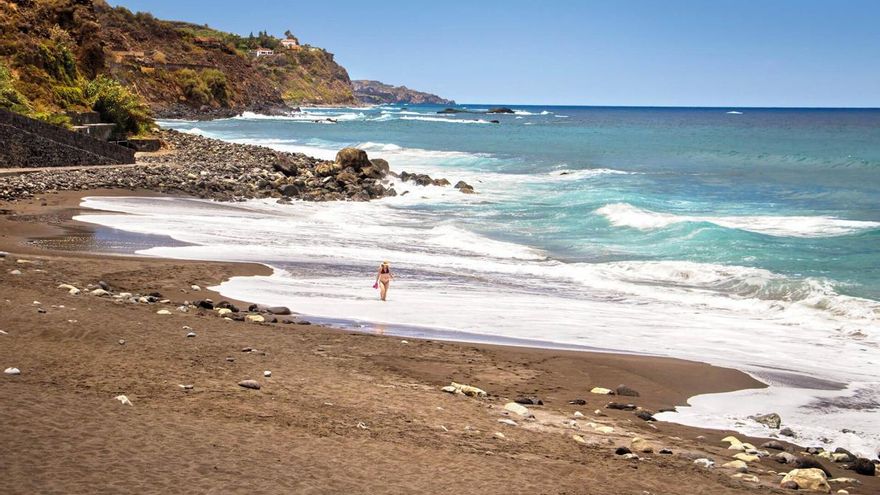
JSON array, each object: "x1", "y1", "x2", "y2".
[{"x1": 352, "y1": 80, "x2": 454, "y2": 105}]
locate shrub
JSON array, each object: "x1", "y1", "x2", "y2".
[
  {"x1": 84, "y1": 75, "x2": 152, "y2": 136},
  {"x1": 200, "y1": 69, "x2": 228, "y2": 105},
  {"x1": 174, "y1": 68, "x2": 210, "y2": 105},
  {"x1": 0, "y1": 61, "x2": 32, "y2": 114}
]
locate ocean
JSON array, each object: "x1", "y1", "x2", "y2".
[{"x1": 76, "y1": 105, "x2": 880, "y2": 456}]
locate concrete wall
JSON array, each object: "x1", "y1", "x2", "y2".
[{"x1": 0, "y1": 109, "x2": 135, "y2": 168}]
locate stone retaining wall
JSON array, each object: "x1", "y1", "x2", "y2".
[{"x1": 0, "y1": 109, "x2": 135, "y2": 168}]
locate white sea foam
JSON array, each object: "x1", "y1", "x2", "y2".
[
  {"x1": 597, "y1": 202, "x2": 880, "y2": 238},
  {"x1": 727, "y1": 111, "x2": 744, "y2": 114},
  {"x1": 400, "y1": 116, "x2": 494, "y2": 124},
  {"x1": 74, "y1": 195, "x2": 880, "y2": 456}
]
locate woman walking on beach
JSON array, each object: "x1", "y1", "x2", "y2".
[{"x1": 374, "y1": 261, "x2": 394, "y2": 301}]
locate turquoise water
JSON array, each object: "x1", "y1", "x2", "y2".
[
  {"x1": 75, "y1": 105, "x2": 880, "y2": 455},
  {"x1": 166, "y1": 105, "x2": 880, "y2": 301}
]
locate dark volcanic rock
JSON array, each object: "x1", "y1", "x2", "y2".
[
  {"x1": 514, "y1": 396, "x2": 543, "y2": 406},
  {"x1": 488, "y1": 107, "x2": 515, "y2": 114},
  {"x1": 568, "y1": 399, "x2": 586, "y2": 405},
  {"x1": 848, "y1": 457, "x2": 876, "y2": 476},
  {"x1": 615, "y1": 447, "x2": 632, "y2": 455},
  {"x1": 606, "y1": 402, "x2": 637, "y2": 411},
  {"x1": 792, "y1": 457, "x2": 832, "y2": 477},
  {"x1": 635, "y1": 410, "x2": 656, "y2": 421},
  {"x1": 615, "y1": 385, "x2": 640, "y2": 397},
  {"x1": 761, "y1": 441, "x2": 787, "y2": 451}
]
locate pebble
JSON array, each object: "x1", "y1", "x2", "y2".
[
  {"x1": 191, "y1": 285, "x2": 201, "y2": 291},
  {"x1": 186, "y1": 332, "x2": 196, "y2": 338},
  {"x1": 494, "y1": 432, "x2": 506, "y2": 440},
  {"x1": 114, "y1": 395, "x2": 132, "y2": 406},
  {"x1": 245, "y1": 314, "x2": 265, "y2": 323},
  {"x1": 503, "y1": 402, "x2": 534, "y2": 418},
  {"x1": 731, "y1": 473, "x2": 759, "y2": 483},
  {"x1": 615, "y1": 447, "x2": 632, "y2": 455},
  {"x1": 694, "y1": 458, "x2": 715, "y2": 468},
  {"x1": 0, "y1": 330, "x2": 7, "y2": 335},
  {"x1": 571, "y1": 434, "x2": 586, "y2": 444},
  {"x1": 4, "y1": 367, "x2": 21, "y2": 375},
  {"x1": 497, "y1": 419, "x2": 518, "y2": 427},
  {"x1": 217, "y1": 308, "x2": 233, "y2": 316},
  {"x1": 590, "y1": 387, "x2": 613, "y2": 395},
  {"x1": 631, "y1": 437, "x2": 654, "y2": 453},
  {"x1": 178, "y1": 384, "x2": 194, "y2": 390},
  {"x1": 156, "y1": 309, "x2": 172, "y2": 315},
  {"x1": 10, "y1": 269, "x2": 22, "y2": 275},
  {"x1": 118, "y1": 339, "x2": 125, "y2": 345},
  {"x1": 723, "y1": 460, "x2": 749, "y2": 472},
  {"x1": 90, "y1": 289, "x2": 110, "y2": 297},
  {"x1": 238, "y1": 380, "x2": 261, "y2": 390},
  {"x1": 622, "y1": 453, "x2": 640, "y2": 460},
  {"x1": 573, "y1": 411, "x2": 584, "y2": 418},
  {"x1": 568, "y1": 399, "x2": 586, "y2": 405},
  {"x1": 264, "y1": 370, "x2": 272, "y2": 377}
]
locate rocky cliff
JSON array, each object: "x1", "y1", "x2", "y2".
[
  {"x1": 352, "y1": 80, "x2": 454, "y2": 105},
  {"x1": 0, "y1": 0, "x2": 356, "y2": 127}
]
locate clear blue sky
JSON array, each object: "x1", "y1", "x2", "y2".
[{"x1": 109, "y1": 0, "x2": 879, "y2": 107}]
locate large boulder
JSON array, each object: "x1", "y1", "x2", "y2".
[
  {"x1": 335, "y1": 147, "x2": 371, "y2": 170},
  {"x1": 847, "y1": 457, "x2": 876, "y2": 476},
  {"x1": 750, "y1": 412, "x2": 782, "y2": 429},
  {"x1": 488, "y1": 107, "x2": 515, "y2": 114},
  {"x1": 780, "y1": 468, "x2": 830, "y2": 493},
  {"x1": 273, "y1": 159, "x2": 298, "y2": 177}
]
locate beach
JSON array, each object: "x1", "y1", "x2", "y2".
[{"x1": 1, "y1": 186, "x2": 878, "y2": 494}]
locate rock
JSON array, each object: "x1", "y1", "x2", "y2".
[
  {"x1": 514, "y1": 396, "x2": 543, "y2": 405},
  {"x1": 245, "y1": 314, "x2": 265, "y2": 323},
  {"x1": 615, "y1": 447, "x2": 632, "y2": 455},
  {"x1": 775, "y1": 452, "x2": 799, "y2": 464},
  {"x1": 114, "y1": 395, "x2": 132, "y2": 406},
  {"x1": 9, "y1": 269, "x2": 22, "y2": 275},
  {"x1": 780, "y1": 480, "x2": 800, "y2": 490},
  {"x1": 370, "y1": 158, "x2": 390, "y2": 175},
  {"x1": 606, "y1": 402, "x2": 637, "y2": 410},
  {"x1": 780, "y1": 427, "x2": 796, "y2": 437},
  {"x1": 659, "y1": 448, "x2": 673, "y2": 454},
  {"x1": 793, "y1": 458, "x2": 832, "y2": 477},
  {"x1": 90, "y1": 288, "x2": 110, "y2": 297},
  {"x1": 273, "y1": 160, "x2": 298, "y2": 177},
  {"x1": 238, "y1": 380, "x2": 261, "y2": 390},
  {"x1": 216, "y1": 301, "x2": 239, "y2": 312},
  {"x1": 264, "y1": 370, "x2": 272, "y2": 377},
  {"x1": 335, "y1": 147, "x2": 371, "y2": 170},
  {"x1": 732, "y1": 473, "x2": 759, "y2": 483},
  {"x1": 751, "y1": 412, "x2": 782, "y2": 429},
  {"x1": 763, "y1": 440, "x2": 788, "y2": 451},
  {"x1": 622, "y1": 453, "x2": 640, "y2": 460},
  {"x1": 156, "y1": 309, "x2": 172, "y2": 315},
  {"x1": 781, "y1": 468, "x2": 831, "y2": 493},
  {"x1": 118, "y1": 339, "x2": 125, "y2": 345},
  {"x1": 568, "y1": 399, "x2": 586, "y2": 405},
  {"x1": 847, "y1": 457, "x2": 875, "y2": 476},
  {"x1": 445, "y1": 382, "x2": 487, "y2": 397},
  {"x1": 723, "y1": 460, "x2": 749, "y2": 472},
  {"x1": 0, "y1": 251, "x2": 6, "y2": 258},
  {"x1": 503, "y1": 402, "x2": 534, "y2": 418},
  {"x1": 594, "y1": 426, "x2": 614, "y2": 434},
  {"x1": 179, "y1": 384, "x2": 194, "y2": 390},
  {"x1": 57, "y1": 284, "x2": 77, "y2": 291},
  {"x1": 497, "y1": 418, "x2": 517, "y2": 427},
  {"x1": 635, "y1": 410, "x2": 656, "y2": 421},
  {"x1": 831, "y1": 453, "x2": 853, "y2": 463},
  {"x1": 573, "y1": 411, "x2": 584, "y2": 418},
  {"x1": 217, "y1": 308, "x2": 233, "y2": 316},
  {"x1": 4, "y1": 367, "x2": 21, "y2": 375},
  {"x1": 98, "y1": 281, "x2": 111, "y2": 291},
  {"x1": 195, "y1": 300, "x2": 214, "y2": 310},
  {"x1": 186, "y1": 332, "x2": 196, "y2": 338},
  {"x1": 615, "y1": 385, "x2": 640, "y2": 397},
  {"x1": 265, "y1": 306, "x2": 292, "y2": 315},
  {"x1": 734, "y1": 453, "x2": 760, "y2": 463},
  {"x1": 494, "y1": 432, "x2": 506, "y2": 440},
  {"x1": 190, "y1": 284, "x2": 201, "y2": 291},
  {"x1": 694, "y1": 458, "x2": 715, "y2": 468},
  {"x1": 631, "y1": 437, "x2": 654, "y2": 453},
  {"x1": 590, "y1": 387, "x2": 614, "y2": 395},
  {"x1": 488, "y1": 107, "x2": 515, "y2": 114}
]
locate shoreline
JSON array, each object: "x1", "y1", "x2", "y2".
[{"x1": 2, "y1": 189, "x2": 878, "y2": 492}]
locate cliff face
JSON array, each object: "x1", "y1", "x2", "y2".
[
  {"x1": 0, "y1": 0, "x2": 356, "y2": 124},
  {"x1": 352, "y1": 80, "x2": 454, "y2": 105}
]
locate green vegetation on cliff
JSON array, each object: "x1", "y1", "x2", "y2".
[{"x1": 0, "y1": 0, "x2": 357, "y2": 134}]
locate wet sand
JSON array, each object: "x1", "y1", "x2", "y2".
[{"x1": 1, "y1": 190, "x2": 877, "y2": 494}]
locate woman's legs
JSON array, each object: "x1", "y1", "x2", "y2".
[{"x1": 379, "y1": 280, "x2": 390, "y2": 301}]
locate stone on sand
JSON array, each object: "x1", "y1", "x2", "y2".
[
  {"x1": 631, "y1": 437, "x2": 654, "y2": 453},
  {"x1": 590, "y1": 387, "x2": 614, "y2": 395},
  {"x1": 90, "y1": 288, "x2": 110, "y2": 297},
  {"x1": 186, "y1": 332, "x2": 196, "y2": 338},
  {"x1": 762, "y1": 440, "x2": 787, "y2": 451},
  {"x1": 615, "y1": 385, "x2": 640, "y2": 397},
  {"x1": 238, "y1": 380, "x2": 261, "y2": 390},
  {"x1": 114, "y1": 395, "x2": 132, "y2": 406},
  {"x1": 722, "y1": 460, "x2": 749, "y2": 472},
  {"x1": 245, "y1": 314, "x2": 265, "y2": 323},
  {"x1": 217, "y1": 308, "x2": 233, "y2": 316},
  {"x1": 497, "y1": 419, "x2": 518, "y2": 427},
  {"x1": 847, "y1": 457, "x2": 875, "y2": 476},
  {"x1": 781, "y1": 468, "x2": 831, "y2": 493},
  {"x1": 734, "y1": 453, "x2": 760, "y2": 463},
  {"x1": 731, "y1": 473, "x2": 759, "y2": 482},
  {"x1": 594, "y1": 425, "x2": 614, "y2": 434},
  {"x1": 264, "y1": 370, "x2": 272, "y2": 377},
  {"x1": 503, "y1": 402, "x2": 534, "y2": 418},
  {"x1": 750, "y1": 412, "x2": 782, "y2": 429},
  {"x1": 156, "y1": 309, "x2": 172, "y2": 315},
  {"x1": 444, "y1": 382, "x2": 487, "y2": 397},
  {"x1": 191, "y1": 285, "x2": 201, "y2": 291},
  {"x1": 694, "y1": 458, "x2": 715, "y2": 468},
  {"x1": 4, "y1": 367, "x2": 21, "y2": 375},
  {"x1": 615, "y1": 447, "x2": 632, "y2": 455},
  {"x1": 571, "y1": 434, "x2": 586, "y2": 444},
  {"x1": 10, "y1": 269, "x2": 21, "y2": 275}
]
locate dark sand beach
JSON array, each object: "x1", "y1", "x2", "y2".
[{"x1": 1, "y1": 190, "x2": 877, "y2": 494}]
